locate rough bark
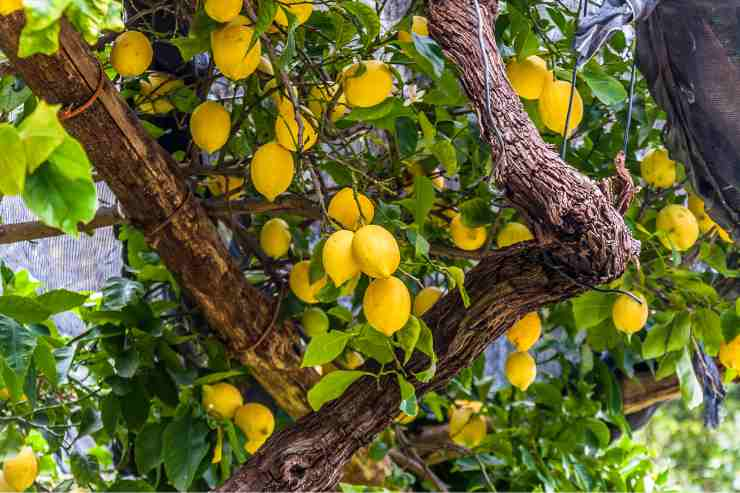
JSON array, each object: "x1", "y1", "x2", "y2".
[{"x1": 217, "y1": 1, "x2": 639, "y2": 490}]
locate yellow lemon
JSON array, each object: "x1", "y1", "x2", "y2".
[
  {"x1": 507, "y1": 312, "x2": 541, "y2": 351},
  {"x1": 505, "y1": 351, "x2": 536, "y2": 391},
  {"x1": 245, "y1": 438, "x2": 267, "y2": 454},
  {"x1": 450, "y1": 415, "x2": 486, "y2": 448},
  {"x1": 323, "y1": 230, "x2": 361, "y2": 286},
  {"x1": 0, "y1": 471, "x2": 13, "y2": 492},
  {"x1": 352, "y1": 225, "x2": 401, "y2": 278},
  {"x1": 211, "y1": 16, "x2": 261, "y2": 80},
  {"x1": 363, "y1": 276, "x2": 411, "y2": 336},
  {"x1": 506, "y1": 55, "x2": 551, "y2": 100},
  {"x1": 3, "y1": 447, "x2": 37, "y2": 492},
  {"x1": 202, "y1": 383, "x2": 243, "y2": 419},
  {"x1": 308, "y1": 84, "x2": 348, "y2": 122},
  {"x1": 111, "y1": 31, "x2": 152, "y2": 77},
  {"x1": 450, "y1": 214, "x2": 487, "y2": 251},
  {"x1": 250, "y1": 141, "x2": 295, "y2": 202},
  {"x1": 538, "y1": 79, "x2": 583, "y2": 136},
  {"x1": 206, "y1": 175, "x2": 244, "y2": 199},
  {"x1": 191, "y1": 101, "x2": 231, "y2": 153},
  {"x1": 262, "y1": 78, "x2": 298, "y2": 112},
  {"x1": 398, "y1": 16, "x2": 429, "y2": 43},
  {"x1": 260, "y1": 218, "x2": 291, "y2": 259},
  {"x1": 302, "y1": 307, "x2": 329, "y2": 337},
  {"x1": 612, "y1": 292, "x2": 648, "y2": 334},
  {"x1": 640, "y1": 148, "x2": 677, "y2": 188},
  {"x1": 327, "y1": 188, "x2": 375, "y2": 230},
  {"x1": 497, "y1": 221, "x2": 534, "y2": 248},
  {"x1": 234, "y1": 403, "x2": 275, "y2": 442},
  {"x1": 289, "y1": 261, "x2": 327, "y2": 304},
  {"x1": 273, "y1": 0, "x2": 313, "y2": 27},
  {"x1": 205, "y1": 0, "x2": 242, "y2": 22},
  {"x1": 719, "y1": 335, "x2": 740, "y2": 371},
  {"x1": 687, "y1": 194, "x2": 732, "y2": 242},
  {"x1": 338, "y1": 350, "x2": 365, "y2": 370},
  {"x1": 413, "y1": 286, "x2": 443, "y2": 317},
  {"x1": 343, "y1": 60, "x2": 394, "y2": 108},
  {"x1": 135, "y1": 72, "x2": 184, "y2": 114},
  {"x1": 656, "y1": 204, "x2": 699, "y2": 251},
  {"x1": 0, "y1": 0, "x2": 22, "y2": 16},
  {"x1": 275, "y1": 108, "x2": 318, "y2": 152}
]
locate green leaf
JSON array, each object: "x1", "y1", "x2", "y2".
[
  {"x1": 667, "y1": 312, "x2": 691, "y2": 352},
  {"x1": 572, "y1": 291, "x2": 613, "y2": 330},
  {"x1": 327, "y1": 306, "x2": 353, "y2": 323},
  {"x1": 114, "y1": 348, "x2": 139, "y2": 378},
  {"x1": 170, "y1": 37, "x2": 210, "y2": 62},
  {"x1": 100, "y1": 393, "x2": 120, "y2": 434},
  {"x1": 109, "y1": 480, "x2": 155, "y2": 492},
  {"x1": 397, "y1": 374, "x2": 418, "y2": 417},
  {"x1": 431, "y1": 138, "x2": 458, "y2": 176},
  {"x1": 585, "y1": 418, "x2": 610, "y2": 449},
  {"x1": 17, "y1": 100, "x2": 65, "y2": 173},
  {"x1": 721, "y1": 309, "x2": 740, "y2": 342},
  {"x1": 307, "y1": 370, "x2": 367, "y2": 411},
  {"x1": 253, "y1": 0, "x2": 278, "y2": 43},
  {"x1": 0, "y1": 124, "x2": 27, "y2": 195},
  {"x1": 656, "y1": 351, "x2": 680, "y2": 380},
  {"x1": 412, "y1": 34, "x2": 445, "y2": 79},
  {"x1": 413, "y1": 176, "x2": 435, "y2": 229},
  {"x1": 345, "y1": 98, "x2": 410, "y2": 122},
  {"x1": 676, "y1": 348, "x2": 702, "y2": 409},
  {"x1": 0, "y1": 315, "x2": 38, "y2": 400},
  {"x1": 135, "y1": 422, "x2": 165, "y2": 475},
  {"x1": 192, "y1": 369, "x2": 248, "y2": 386},
  {"x1": 581, "y1": 62, "x2": 628, "y2": 106},
  {"x1": 0, "y1": 296, "x2": 52, "y2": 324},
  {"x1": 309, "y1": 239, "x2": 326, "y2": 284},
  {"x1": 163, "y1": 413, "x2": 210, "y2": 491},
  {"x1": 302, "y1": 330, "x2": 355, "y2": 367},
  {"x1": 396, "y1": 316, "x2": 421, "y2": 364},
  {"x1": 341, "y1": 2, "x2": 380, "y2": 48},
  {"x1": 18, "y1": 0, "x2": 66, "y2": 57},
  {"x1": 413, "y1": 319, "x2": 436, "y2": 382},
  {"x1": 642, "y1": 321, "x2": 671, "y2": 359},
  {"x1": 37, "y1": 289, "x2": 88, "y2": 314},
  {"x1": 352, "y1": 324, "x2": 394, "y2": 364},
  {"x1": 395, "y1": 116, "x2": 418, "y2": 157},
  {"x1": 460, "y1": 198, "x2": 496, "y2": 228},
  {"x1": 418, "y1": 111, "x2": 436, "y2": 147},
  {"x1": 34, "y1": 338, "x2": 57, "y2": 387}
]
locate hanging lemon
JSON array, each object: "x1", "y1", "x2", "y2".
[
  {"x1": 0, "y1": 0, "x2": 23, "y2": 15},
  {"x1": 211, "y1": 16, "x2": 262, "y2": 80},
  {"x1": 611, "y1": 292, "x2": 648, "y2": 334},
  {"x1": 302, "y1": 307, "x2": 329, "y2": 337},
  {"x1": 273, "y1": 0, "x2": 313, "y2": 27},
  {"x1": 327, "y1": 188, "x2": 375, "y2": 230},
  {"x1": 343, "y1": 60, "x2": 394, "y2": 108},
  {"x1": 506, "y1": 312, "x2": 541, "y2": 351},
  {"x1": 2, "y1": 447, "x2": 38, "y2": 492},
  {"x1": 190, "y1": 101, "x2": 231, "y2": 153},
  {"x1": 506, "y1": 55, "x2": 551, "y2": 100},
  {"x1": 260, "y1": 218, "x2": 292, "y2": 259},
  {"x1": 289, "y1": 261, "x2": 327, "y2": 304},
  {"x1": 640, "y1": 148, "x2": 677, "y2": 188},
  {"x1": 687, "y1": 194, "x2": 732, "y2": 242},
  {"x1": 135, "y1": 72, "x2": 184, "y2": 114},
  {"x1": 204, "y1": 0, "x2": 242, "y2": 22},
  {"x1": 250, "y1": 142, "x2": 295, "y2": 202},
  {"x1": 538, "y1": 79, "x2": 583, "y2": 136},
  {"x1": 655, "y1": 204, "x2": 699, "y2": 251},
  {"x1": 202, "y1": 383, "x2": 243, "y2": 419},
  {"x1": 352, "y1": 225, "x2": 401, "y2": 278},
  {"x1": 398, "y1": 16, "x2": 429, "y2": 43},
  {"x1": 450, "y1": 214, "x2": 487, "y2": 251},
  {"x1": 413, "y1": 286, "x2": 443, "y2": 317},
  {"x1": 719, "y1": 335, "x2": 740, "y2": 371},
  {"x1": 308, "y1": 84, "x2": 348, "y2": 122},
  {"x1": 111, "y1": 31, "x2": 153, "y2": 77},
  {"x1": 363, "y1": 276, "x2": 411, "y2": 336},
  {"x1": 323, "y1": 230, "x2": 361, "y2": 286},
  {"x1": 275, "y1": 108, "x2": 318, "y2": 152},
  {"x1": 497, "y1": 222, "x2": 534, "y2": 248},
  {"x1": 505, "y1": 351, "x2": 536, "y2": 391}
]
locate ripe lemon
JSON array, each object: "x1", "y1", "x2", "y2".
[
  {"x1": 273, "y1": 0, "x2": 313, "y2": 27},
  {"x1": 0, "y1": 0, "x2": 22, "y2": 15},
  {"x1": 191, "y1": 101, "x2": 231, "y2": 153},
  {"x1": 656, "y1": 204, "x2": 699, "y2": 251},
  {"x1": 343, "y1": 60, "x2": 394, "y2": 108},
  {"x1": 363, "y1": 276, "x2": 411, "y2": 336},
  {"x1": 234, "y1": 403, "x2": 275, "y2": 442},
  {"x1": 497, "y1": 221, "x2": 533, "y2": 248},
  {"x1": 0, "y1": 471, "x2": 13, "y2": 492},
  {"x1": 263, "y1": 78, "x2": 298, "y2": 112},
  {"x1": 111, "y1": 31, "x2": 152, "y2": 77},
  {"x1": 245, "y1": 438, "x2": 267, "y2": 454},
  {"x1": 202, "y1": 383, "x2": 243, "y2": 419},
  {"x1": 206, "y1": 175, "x2": 244, "y2": 199},
  {"x1": 506, "y1": 55, "x2": 551, "y2": 100},
  {"x1": 338, "y1": 350, "x2": 365, "y2": 369},
  {"x1": 211, "y1": 16, "x2": 261, "y2": 80},
  {"x1": 505, "y1": 351, "x2": 536, "y2": 391},
  {"x1": 250, "y1": 141, "x2": 295, "y2": 202},
  {"x1": 451, "y1": 415, "x2": 486, "y2": 448},
  {"x1": 275, "y1": 108, "x2": 318, "y2": 152},
  {"x1": 135, "y1": 72, "x2": 183, "y2": 114},
  {"x1": 687, "y1": 194, "x2": 731, "y2": 242},
  {"x1": 3, "y1": 447, "x2": 38, "y2": 492},
  {"x1": 507, "y1": 312, "x2": 541, "y2": 351},
  {"x1": 612, "y1": 292, "x2": 648, "y2": 334},
  {"x1": 205, "y1": 0, "x2": 241, "y2": 22},
  {"x1": 328, "y1": 188, "x2": 375, "y2": 230},
  {"x1": 640, "y1": 148, "x2": 677, "y2": 188},
  {"x1": 719, "y1": 335, "x2": 740, "y2": 371},
  {"x1": 289, "y1": 261, "x2": 327, "y2": 304},
  {"x1": 398, "y1": 16, "x2": 429, "y2": 43},
  {"x1": 352, "y1": 225, "x2": 401, "y2": 278},
  {"x1": 323, "y1": 230, "x2": 361, "y2": 286},
  {"x1": 308, "y1": 84, "x2": 348, "y2": 122},
  {"x1": 301, "y1": 307, "x2": 329, "y2": 337},
  {"x1": 450, "y1": 214, "x2": 487, "y2": 251},
  {"x1": 260, "y1": 218, "x2": 291, "y2": 259},
  {"x1": 448, "y1": 402, "x2": 476, "y2": 436},
  {"x1": 538, "y1": 79, "x2": 583, "y2": 136},
  {"x1": 413, "y1": 286, "x2": 443, "y2": 317}
]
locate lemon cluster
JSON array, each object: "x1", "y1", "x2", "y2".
[
  {"x1": 504, "y1": 312, "x2": 541, "y2": 391},
  {"x1": 447, "y1": 400, "x2": 487, "y2": 448}
]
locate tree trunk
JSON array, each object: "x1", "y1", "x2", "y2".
[{"x1": 217, "y1": 0, "x2": 639, "y2": 490}]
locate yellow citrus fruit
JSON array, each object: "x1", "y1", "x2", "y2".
[
  {"x1": 111, "y1": 31, "x2": 152, "y2": 77},
  {"x1": 323, "y1": 230, "x2": 361, "y2": 286},
  {"x1": 135, "y1": 72, "x2": 183, "y2": 114},
  {"x1": 450, "y1": 213, "x2": 487, "y2": 251},
  {"x1": 0, "y1": 471, "x2": 13, "y2": 492},
  {"x1": 343, "y1": 60, "x2": 394, "y2": 108},
  {"x1": 0, "y1": 0, "x2": 22, "y2": 16},
  {"x1": 352, "y1": 225, "x2": 401, "y2": 279},
  {"x1": 719, "y1": 335, "x2": 740, "y2": 371},
  {"x1": 234, "y1": 403, "x2": 275, "y2": 442},
  {"x1": 211, "y1": 16, "x2": 261, "y2": 80},
  {"x1": 612, "y1": 292, "x2": 648, "y2": 334},
  {"x1": 250, "y1": 141, "x2": 295, "y2": 202},
  {"x1": 640, "y1": 148, "x2": 677, "y2": 188},
  {"x1": 289, "y1": 261, "x2": 327, "y2": 304},
  {"x1": 398, "y1": 16, "x2": 429, "y2": 43},
  {"x1": 328, "y1": 188, "x2": 375, "y2": 230},
  {"x1": 507, "y1": 312, "x2": 541, "y2": 351},
  {"x1": 205, "y1": 0, "x2": 241, "y2": 22},
  {"x1": 506, "y1": 55, "x2": 551, "y2": 100},
  {"x1": 301, "y1": 307, "x2": 329, "y2": 337},
  {"x1": 538, "y1": 79, "x2": 583, "y2": 136},
  {"x1": 308, "y1": 84, "x2": 348, "y2": 122},
  {"x1": 206, "y1": 175, "x2": 244, "y2": 199},
  {"x1": 687, "y1": 194, "x2": 732, "y2": 243},
  {"x1": 202, "y1": 383, "x2": 243, "y2": 419},
  {"x1": 497, "y1": 221, "x2": 534, "y2": 248},
  {"x1": 656, "y1": 204, "x2": 699, "y2": 251},
  {"x1": 273, "y1": 0, "x2": 313, "y2": 27},
  {"x1": 262, "y1": 78, "x2": 298, "y2": 112},
  {"x1": 395, "y1": 412, "x2": 416, "y2": 424},
  {"x1": 0, "y1": 388, "x2": 26, "y2": 402},
  {"x1": 245, "y1": 438, "x2": 267, "y2": 454},
  {"x1": 432, "y1": 173, "x2": 445, "y2": 191},
  {"x1": 451, "y1": 415, "x2": 487, "y2": 448},
  {"x1": 505, "y1": 351, "x2": 536, "y2": 391},
  {"x1": 363, "y1": 276, "x2": 411, "y2": 336},
  {"x1": 190, "y1": 101, "x2": 231, "y2": 153},
  {"x1": 3, "y1": 447, "x2": 38, "y2": 492},
  {"x1": 413, "y1": 286, "x2": 443, "y2": 317},
  {"x1": 260, "y1": 218, "x2": 292, "y2": 259},
  {"x1": 275, "y1": 108, "x2": 318, "y2": 152},
  {"x1": 338, "y1": 350, "x2": 365, "y2": 369}
]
